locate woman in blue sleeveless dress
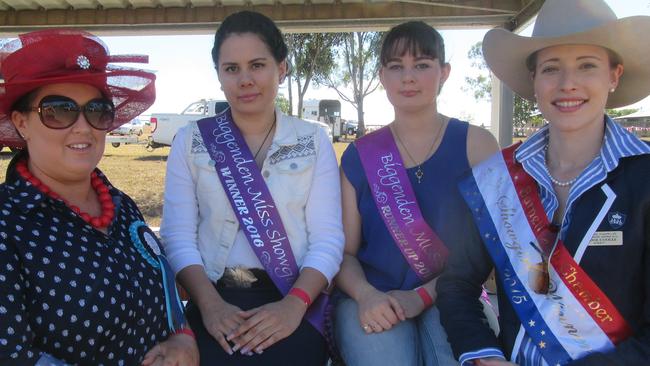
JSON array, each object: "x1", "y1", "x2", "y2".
[{"x1": 333, "y1": 21, "x2": 499, "y2": 365}]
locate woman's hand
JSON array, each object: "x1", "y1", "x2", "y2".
[
  {"x1": 200, "y1": 299, "x2": 246, "y2": 355},
  {"x1": 357, "y1": 287, "x2": 405, "y2": 333},
  {"x1": 174, "y1": 266, "x2": 247, "y2": 355},
  {"x1": 386, "y1": 289, "x2": 426, "y2": 319},
  {"x1": 227, "y1": 296, "x2": 306, "y2": 355},
  {"x1": 141, "y1": 333, "x2": 199, "y2": 366}
]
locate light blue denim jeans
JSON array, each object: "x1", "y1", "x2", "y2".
[{"x1": 334, "y1": 297, "x2": 459, "y2": 366}]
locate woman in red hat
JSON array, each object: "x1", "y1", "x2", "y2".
[{"x1": 0, "y1": 30, "x2": 198, "y2": 365}]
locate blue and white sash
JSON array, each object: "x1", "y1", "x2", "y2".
[{"x1": 459, "y1": 144, "x2": 631, "y2": 365}]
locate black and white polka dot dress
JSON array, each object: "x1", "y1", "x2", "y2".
[{"x1": 0, "y1": 155, "x2": 170, "y2": 365}]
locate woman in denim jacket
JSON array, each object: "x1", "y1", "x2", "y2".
[{"x1": 160, "y1": 10, "x2": 344, "y2": 366}]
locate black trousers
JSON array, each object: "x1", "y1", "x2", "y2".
[{"x1": 185, "y1": 283, "x2": 328, "y2": 366}]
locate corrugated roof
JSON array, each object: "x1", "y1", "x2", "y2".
[{"x1": 0, "y1": 0, "x2": 544, "y2": 35}]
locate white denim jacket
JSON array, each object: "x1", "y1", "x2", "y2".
[{"x1": 161, "y1": 110, "x2": 344, "y2": 284}]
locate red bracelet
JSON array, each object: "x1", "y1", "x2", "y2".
[
  {"x1": 174, "y1": 327, "x2": 196, "y2": 340},
  {"x1": 288, "y1": 287, "x2": 312, "y2": 307},
  {"x1": 416, "y1": 287, "x2": 433, "y2": 308}
]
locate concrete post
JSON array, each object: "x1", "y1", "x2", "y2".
[{"x1": 490, "y1": 75, "x2": 514, "y2": 147}]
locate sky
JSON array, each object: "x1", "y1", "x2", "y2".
[{"x1": 99, "y1": 0, "x2": 649, "y2": 127}]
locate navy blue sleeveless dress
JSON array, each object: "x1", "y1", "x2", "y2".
[{"x1": 341, "y1": 119, "x2": 479, "y2": 290}]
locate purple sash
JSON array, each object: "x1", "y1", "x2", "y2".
[
  {"x1": 355, "y1": 126, "x2": 449, "y2": 281},
  {"x1": 197, "y1": 109, "x2": 326, "y2": 334}
]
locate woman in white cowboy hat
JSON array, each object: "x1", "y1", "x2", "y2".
[
  {"x1": 437, "y1": 0, "x2": 650, "y2": 365},
  {"x1": 0, "y1": 29, "x2": 198, "y2": 365}
]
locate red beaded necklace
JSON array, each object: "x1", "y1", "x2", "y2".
[{"x1": 15, "y1": 159, "x2": 115, "y2": 229}]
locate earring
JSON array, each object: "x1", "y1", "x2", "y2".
[{"x1": 610, "y1": 88, "x2": 616, "y2": 93}]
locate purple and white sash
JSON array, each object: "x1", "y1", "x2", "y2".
[
  {"x1": 355, "y1": 126, "x2": 449, "y2": 281},
  {"x1": 459, "y1": 144, "x2": 631, "y2": 365},
  {"x1": 197, "y1": 109, "x2": 327, "y2": 334}
]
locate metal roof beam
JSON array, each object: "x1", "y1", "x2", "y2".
[
  {"x1": 0, "y1": 0, "x2": 530, "y2": 35},
  {"x1": 503, "y1": 0, "x2": 544, "y2": 31}
]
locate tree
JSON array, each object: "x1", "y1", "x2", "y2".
[
  {"x1": 325, "y1": 32, "x2": 383, "y2": 137},
  {"x1": 285, "y1": 33, "x2": 342, "y2": 117},
  {"x1": 606, "y1": 108, "x2": 639, "y2": 118},
  {"x1": 275, "y1": 94, "x2": 290, "y2": 115},
  {"x1": 462, "y1": 43, "x2": 491, "y2": 101},
  {"x1": 513, "y1": 97, "x2": 543, "y2": 134},
  {"x1": 463, "y1": 41, "x2": 543, "y2": 133}
]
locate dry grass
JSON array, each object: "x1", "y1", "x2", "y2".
[
  {"x1": 0, "y1": 140, "x2": 350, "y2": 227},
  {"x1": 0, "y1": 135, "x2": 646, "y2": 226},
  {"x1": 98, "y1": 143, "x2": 170, "y2": 226},
  {"x1": 333, "y1": 142, "x2": 348, "y2": 162}
]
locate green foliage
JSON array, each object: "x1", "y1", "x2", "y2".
[
  {"x1": 467, "y1": 42, "x2": 488, "y2": 71},
  {"x1": 462, "y1": 42, "x2": 492, "y2": 100},
  {"x1": 513, "y1": 99, "x2": 542, "y2": 130},
  {"x1": 463, "y1": 41, "x2": 541, "y2": 131},
  {"x1": 463, "y1": 74, "x2": 491, "y2": 101},
  {"x1": 285, "y1": 33, "x2": 343, "y2": 117},
  {"x1": 286, "y1": 33, "x2": 341, "y2": 85},
  {"x1": 275, "y1": 94, "x2": 290, "y2": 115},
  {"x1": 326, "y1": 32, "x2": 383, "y2": 136},
  {"x1": 606, "y1": 108, "x2": 639, "y2": 118},
  {"x1": 514, "y1": 98, "x2": 543, "y2": 130}
]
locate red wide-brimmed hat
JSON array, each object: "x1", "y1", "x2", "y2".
[{"x1": 0, "y1": 29, "x2": 156, "y2": 148}]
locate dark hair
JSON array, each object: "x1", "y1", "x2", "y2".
[
  {"x1": 211, "y1": 11, "x2": 288, "y2": 69},
  {"x1": 526, "y1": 47, "x2": 622, "y2": 73},
  {"x1": 380, "y1": 21, "x2": 446, "y2": 67},
  {"x1": 11, "y1": 88, "x2": 39, "y2": 113}
]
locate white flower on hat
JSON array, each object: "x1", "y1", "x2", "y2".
[{"x1": 76, "y1": 55, "x2": 91, "y2": 70}]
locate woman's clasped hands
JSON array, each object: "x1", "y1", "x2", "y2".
[
  {"x1": 202, "y1": 296, "x2": 307, "y2": 356},
  {"x1": 356, "y1": 281, "x2": 438, "y2": 334},
  {"x1": 356, "y1": 287, "x2": 406, "y2": 334}
]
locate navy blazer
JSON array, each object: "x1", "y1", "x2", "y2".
[{"x1": 437, "y1": 153, "x2": 650, "y2": 365}]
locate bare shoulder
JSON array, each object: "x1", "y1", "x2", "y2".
[{"x1": 466, "y1": 124, "x2": 500, "y2": 167}]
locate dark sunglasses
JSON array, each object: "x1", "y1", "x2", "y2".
[{"x1": 26, "y1": 95, "x2": 115, "y2": 130}]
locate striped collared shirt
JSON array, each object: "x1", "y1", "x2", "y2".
[
  {"x1": 513, "y1": 116, "x2": 650, "y2": 366},
  {"x1": 460, "y1": 116, "x2": 650, "y2": 366}
]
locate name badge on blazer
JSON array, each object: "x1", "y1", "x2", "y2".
[{"x1": 588, "y1": 231, "x2": 623, "y2": 246}]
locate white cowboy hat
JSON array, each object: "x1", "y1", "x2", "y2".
[{"x1": 482, "y1": 0, "x2": 650, "y2": 108}]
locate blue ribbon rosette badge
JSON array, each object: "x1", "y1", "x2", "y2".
[
  {"x1": 130, "y1": 220, "x2": 163, "y2": 268},
  {"x1": 129, "y1": 221, "x2": 186, "y2": 332}
]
